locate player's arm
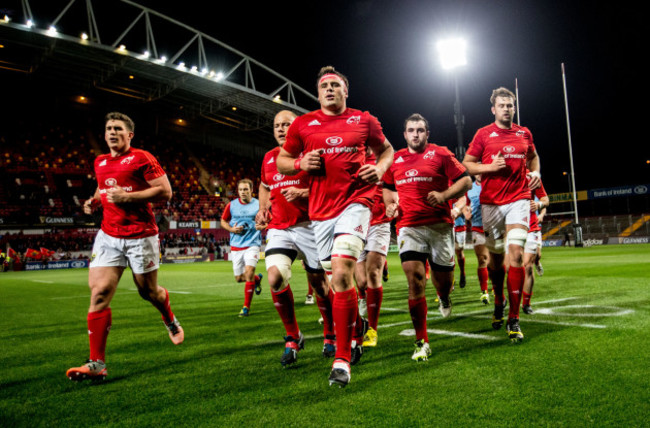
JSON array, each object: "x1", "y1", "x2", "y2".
[
  {"x1": 382, "y1": 185, "x2": 399, "y2": 218},
  {"x1": 537, "y1": 203, "x2": 548, "y2": 223},
  {"x1": 359, "y1": 140, "x2": 394, "y2": 184},
  {"x1": 281, "y1": 186, "x2": 309, "y2": 202},
  {"x1": 451, "y1": 195, "x2": 466, "y2": 219},
  {"x1": 83, "y1": 188, "x2": 101, "y2": 214},
  {"x1": 105, "y1": 174, "x2": 172, "y2": 204},
  {"x1": 277, "y1": 147, "x2": 323, "y2": 176},
  {"x1": 526, "y1": 150, "x2": 541, "y2": 189},
  {"x1": 462, "y1": 153, "x2": 506, "y2": 176},
  {"x1": 256, "y1": 183, "x2": 271, "y2": 225},
  {"x1": 531, "y1": 195, "x2": 550, "y2": 216},
  {"x1": 427, "y1": 174, "x2": 472, "y2": 207},
  {"x1": 220, "y1": 218, "x2": 243, "y2": 234}
]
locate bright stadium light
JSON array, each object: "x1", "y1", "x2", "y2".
[
  {"x1": 437, "y1": 37, "x2": 468, "y2": 159},
  {"x1": 46, "y1": 26, "x2": 57, "y2": 36},
  {"x1": 437, "y1": 38, "x2": 467, "y2": 70},
  {"x1": 80, "y1": 32, "x2": 88, "y2": 41},
  {"x1": 215, "y1": 72, "x2": 224, "y2": 81},
  {"x1": 26, "y1": 19, "x2": 34, "y2": 28}
]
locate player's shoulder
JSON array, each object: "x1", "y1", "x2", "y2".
[
  {"x1": 263, "y1": 146, "x2": 280, "y2": 161},
  {"x1": 513, "y1": 124, "x2": 534, "y2": 139},
  {"x1": 428, "y1": 143, "x2": 454, "y2": 157}
]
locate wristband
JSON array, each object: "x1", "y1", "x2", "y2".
[
  {"x1": 294, "y1": 158, "x2": 301, "y2": 171},
  {"x1": 528, "y1": 170, "x2": 541, "y2": 179},
  {"x1": 452, "y1": 207, "x2": 461, "y2": 215}
]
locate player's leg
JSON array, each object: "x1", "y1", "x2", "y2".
[
  {"x1": 67, "y1": 231, "x2": 125, "y2": 381},
  {"x1": 473, "y1": 231, "x2": 491, "y2": 304},
  {"x1": 354, "y1": 256, "x2": 368, "y2": 318},
  {"x1": 265, "y1": 245, "x2": 304, "y2": 367},
  {"x1": 503, "y1": 200, "x2": 531, "y2": 342},
  {"x1": 132, "y1": 269, "x2": 184, "y2": 345},
  {"x1": 522, "y1": 251, "x2": 536, "y2": 315},
  {"x1": 363, "y1": 251, "x2": 385, "y2": 347},
  {"x1": 535, "y1": 243, "x2": 544, "y2": 276},
  {"x1": 455, "y1": 231, "x2": 467, "y2": 288},
  {"x1": 402, "y1": 254, "x2": 431, "y2": 362},
  {"x1": 67, "y1": 266, "x2": 122, "y2": 381}
]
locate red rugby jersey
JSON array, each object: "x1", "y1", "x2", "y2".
[
  {"x1": 94, "y1": 148, "x2": 165, "y2": 238},
  {"x1": 260, "y1": 146, "x2": 310, "y2": 229},
  {"x1": 529, "y1": 181, "x2": 548, "y2": 232},
  {"x1": 466, "y1": 123, "x2": 536, "y2": 206},
  {"x1": 383, "y1": 143, "x2": 466, "y2": 231},
  {"x1": 283, "y1": 108, "x2": 386, "y2": 221}
]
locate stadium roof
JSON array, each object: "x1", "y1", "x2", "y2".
[{"x1": 0, "y1": 0, "x2": 319, "y2": 134}]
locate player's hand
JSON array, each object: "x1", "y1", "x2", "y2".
[
  {"x1": 301, "y1": 150, "x2": 323, "y2": 172},
  {"x1": 281, "y1": 187, "x2": 302, "y2": 202},
  {"x1": 386, "y1": 202, "x2": 399, "y2": 218},
  {"x1": 255, "y1": 209, "x2": 269, "y2": 225},
  {"x1": 231, "y1": 222, "x2": 244, "y2": 234},
  {"x1": 106, "y1": 185, "x2": 129, "y2": 203},
  {"x1": 254, "y1": 223, "x2": 267, "y2": 231},
  {"x1": 83, "y1": 198, "x2": 97, "y2": 214},
  {"x1": 426, "y1": 191, "x2": 446, "y2": 207},
  {"x1": 357, "y1": 163, "x2": 383, "y2": 184},
  {"x1": 490, "y1": 151, "x2": 507, "y2": 172},
  {"x1": 527, "y1": 170, "x2": 541, "y2": 189},
  {"x1": 530, "y1": 200, "x2": 540, "y2": 212}
]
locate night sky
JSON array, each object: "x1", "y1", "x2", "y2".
[
  {"x1": 8, "y1": 0, "x2": 648, "y2": 194},
  {"x1": 135, "y1": 0, "x2": 647, "y2": 194}
]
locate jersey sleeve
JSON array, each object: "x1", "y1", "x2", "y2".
[
  {"x1": 534, "y1": 181, "x2": 548, "y2": 199},
  {"x1": 443, "y1": 149, "x2": 468, "y2": 181},
  {"x1": 141, "y1": 150, "x2": 166, "y2": 181},
  {"x1": 221, "y1": 202, "x2": 232, "y2": 222},
  {"x1": 383, "y1": 163, "x2": 395, "y2": 188},
  {"x1": 365, "y1": 112, "x2": 387, "y2": 149},
  {"x1": 282, "y1": 119, "x2": 304, "y2": 158}
]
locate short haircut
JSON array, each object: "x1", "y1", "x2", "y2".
[
  {"x1": 316, "y1": 66, "x2": 349, "y2": 91},
  {"x1": 404, "y1": 113, "x2": 430, "y2": 132},
  {"x1": 490, "y1": 87, "x2": 516, "y2": 106},
  {"x1": 105, "y1": 112, "x2": 135, "y2": 132},
  {"x1": 237, "y1": 178, "x2": 253, "y2": 191}
]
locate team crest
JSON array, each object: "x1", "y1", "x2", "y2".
[
  {"x1": 423, "y1": 150, "x2": 436, "y2": 159},
  {"x1": 120, "y1": 155, "x2": 135, "y2": 165},
  {"x1": 346, "y1": 115, "x2": 361, "y2": 125},
  {"x1": 273, "y1": 173, "x2": 285, "y2": 182},
  {"x1": 105, "y1": 178, "x2": 117, "y2": 187}
]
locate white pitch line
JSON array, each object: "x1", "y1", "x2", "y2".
[
  {"x1": 399, "y1": 328, "x2": 498, "y2": 341},
  {"x1": 31, "y1": 280, "x2": 53, "y2": 284}
]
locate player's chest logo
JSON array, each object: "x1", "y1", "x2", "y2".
[
  {"x1": 405, "y1": 169, "x2": 419, "y2": 177},
  {"x1": 325, "y1": 136, "x2": 343, "y2": 146},
  {"x1": 105, "y1": 178, "x2": 117, "y2": 187},
  {"x1": 120, "y1": 155, "x2": 135, "y2": 165},
  {"x1": 423, "y1": 150, "x2": 436, "y2": 160},
  {"x1": 502, "y1": 145, "x2": 516, "y2": 154},
  {"x1": 346, "y1": 116, "x2": 361, "y2": 125},
  {"x1": 516, "y1": 130, "x2": 526, "y2": 137},
  {"x1": 273, "y1": 173, "x2": 285, "y2": 182}
]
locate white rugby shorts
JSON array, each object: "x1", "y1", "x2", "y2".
[
  {"x1": 231, "y1": 246, "x2": 260, "y2": 276},
  {"x1": 525, "y1": 231, "x2": 542, "y2": 254},
  {"x1": 398, "y1": 223, "x2": 455, "y2": 268},
  {"x1": 265, "y1": 221, "x2": 321, "y2": 270},
  {"x1": 313, "y1": 203, "x2": 370, "y2": 262},
  {"x1": 90, "y1": 229, "x2": 160, "y2": 274},
  {"x1": 481, "y1": 199, "x2": 530, "y2": 252},
  {"x1": 358, "y1": 222, "x2": 391, "y2": 262}
]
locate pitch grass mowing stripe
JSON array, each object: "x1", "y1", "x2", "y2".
[{"x1": 399, "y1": 328, "x2": 498, "y2": 341}]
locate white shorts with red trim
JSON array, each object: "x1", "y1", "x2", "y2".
[
  {"x1": 313, "y1": 203, "x2": 370, "y2": 263},
  {"x1": 231, "y1": 246, "x2": 260, "y2": 276},
  {"x1": 358, "y1": 222, "x2": 391, "y2": 262},
  {"x1": 398, "y1": 223, "x2": 455, "y2": 268},
  {"x1": 90, "y1": 229, "x2": 159, "y2": 274},
  {"x1": 481, "y1": 200, "x2": 530, "y2": 252},
  {"x1": 265, "y1": 222, "x2": 321, "y2": 270}
]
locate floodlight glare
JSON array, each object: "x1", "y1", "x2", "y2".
[
  {"x1": 26, "y1": 19, "x2": 34, "y2": 28},
  {"x1": 437, "y1": 38, "x2": 467, "y2": 70},
  {"x1": 215, "y1": 72, "x2": 224, "y2": 81},
  {"x1": 47, "y1": 26, "x2": 57, "y2": 36},
  {"x1": 81, "y1": 32, "x2": 88, "y2": 40}
]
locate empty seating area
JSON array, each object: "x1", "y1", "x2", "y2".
[
  {"x1": 542, "y1": 214, "x2": 650, "y2": 240},
  {"x1": 0, "y1": 118, "x2": 262, "y2": 225}
]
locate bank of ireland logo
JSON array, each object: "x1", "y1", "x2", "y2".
[
  {"x1": 634, "y1": 185, "x2": 648, "y2": 195},
  {"x1": 273, "y1": 173, "x2": 285, "y2": 182},
  {"x1": 405, "y1": 169, "x2": 419, "y2": 177},
  {"x1": 105, "y1": 178, "x2": 117, "y2": 187},
  {"x1": 326, "y1": 136, "x2": 343, "y2": 146},
  {"x1": 502, "y1": 145, "x2": 516, "y2": 154}
]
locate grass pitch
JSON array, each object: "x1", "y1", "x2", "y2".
[{"x1": 1, "y1": 244, "x2": 648, "y2": 427}]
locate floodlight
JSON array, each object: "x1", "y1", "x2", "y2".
[{"x1": 437, "y1": 38, "x2": 467, "y2": 70}]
